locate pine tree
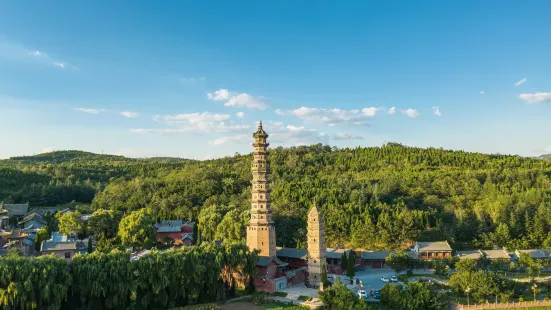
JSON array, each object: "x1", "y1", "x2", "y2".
[
  {"x1": 346, "y1": 251, "x2": 356, "y2": 282},
  {"x1": 340, "y1": 252, "x2": 348, "y2": 274},
  {"x1": 321, "y1": 263, "x2": 329, "y2": 287},
  {"x1": 87, "y1": 237, "x2": 93, "y2": 254}
]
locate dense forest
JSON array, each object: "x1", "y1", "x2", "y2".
[{"x1": 2, "y1": 145, "x2": 551, "y2": 251}]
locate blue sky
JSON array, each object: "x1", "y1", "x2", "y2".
[{"x1": 1, "y1": 1, "x2": 551, "y2": 159}]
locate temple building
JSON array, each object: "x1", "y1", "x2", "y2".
[{"x1": 249, "y1": 121, "x2": 352, "y2": 293}]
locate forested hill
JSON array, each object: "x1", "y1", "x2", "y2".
[{"x1": 2, "y1": 145, "x2": 551, "y2": 251}]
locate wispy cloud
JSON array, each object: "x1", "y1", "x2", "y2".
[
  {"x1": 74, "y1": 108, "x2": 102, "y2": 114},
  {"x1": 515, "y1": 78, "x2": 527, "y2": 87},
  {"x1": 208, "y1": 134, "x2": 248, "y2": 145},
  {"x1": 236, "y1": 112, "x2": 245, "y2": 118},
  {"x1": 256, "y1": 121, "x2": 329, "y2": 146},
  {"x1": 27, "y1": 48, "x2": 77, "y2": 70},
  {"x1": 519, "y1": 92, "x2": 551, "y2": 104},
  {"x1": 120, "y1": 111, "x2": 139, "y2": 118},
  {"x1": 131, "y1": 112, "x2": 249, "y2": 135},
  {"x1": 388, "y1": 107, "x2": 396, "y2": 115},
  {"x1": 333, "y1": 133, "x2": 364, "y2": 141},
  {"x1": 432, "y1": 106, "x2": 442, "y2": 116},
  {"x1": 207, "y1": 89, "x2": 269, "y2": 110},
  {"x1": 480, "y1": 91, "x2": 485, "y2": 95},
  {"x1": 278, "y1": 106, "x2": 381, "y2": 126},
  {"x1": 401, "y1": 108, "x2": 420, "y2": 118}
]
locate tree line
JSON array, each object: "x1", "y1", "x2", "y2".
[
  {"x1": 3, "y1": 145, "x2": 551, "y2": 251},
  {"x1": 0, "y1": 243, "x2": 257, "y2": 310}
]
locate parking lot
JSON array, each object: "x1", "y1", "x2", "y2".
[{"x1": 329, "y1": 268, "x2": 409, "y2": 300}]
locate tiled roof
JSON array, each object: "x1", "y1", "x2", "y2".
[
  {"x1": 154, "y1": 220, "x2": 195, "y2": 233},
  {"x1": 276, "y1": 247, "x2": 307, "y2": 259},
  {"x1": 416, "y1": 241, "x2": 452, "y2": 252},
  {"x1": 483, "y1": 250, "x2": 511, "y2": 260},
  {"x1": 1, "y1": 203, "x2": 29, "y2": 216},
  {"x1": 362, "y1": 250, "x2": 419, "y2": 261},
  {"x1": 326, "y1": 248, "x2": 352, "y2": 259},
  {"x1": 256, "y1": 256, "x2": 289, "y2": 267},
  {"x1": 456, "y1": 250, "x2": 483, "y2": 260},
  {"x1": 517, "y1": 249, "x2": 551, "y2": 259},
  {"x1": 361, "y1": 251, "x2": 391, "y2": 260},
  {"x1": 41, "y1": 241, "x2": 77, "y2": 252},
  {"x1": 20, "y1": 213, "x2": 46, "y2": 224}
]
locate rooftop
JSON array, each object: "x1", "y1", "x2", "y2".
[
  {"x1": 456, "y1": 250, "x2": 484, "y2": 260},
  {"x1": 276, "y1": 247, "x2": 308, "y2": 259},
  {"x1": 416, "y1": 241, "x2": 452, "y2": 252},
  {"x1": 41, "y1": 241, "x2": 77, "y2": 252},
  {"x1": 1, "y1": 203, "x2": 29, "y2": 217}
]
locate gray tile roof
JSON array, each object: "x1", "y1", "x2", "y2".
[
  {"x1": 456, "y1": 250, "x2": 483, "y2": 260},
  {"x1": 20, "y1": 213, "x2": 46, "y2": 224},
  {"x1": 483, "y1": 250, "x2": 511, "y2": 260},
  {"x1": 41, "y1": 241, "x2": 77, "y2": 252},
  {"x1": 277, "y1": 247, "x2": 308, "y2": 259},
  {"x1": 361, "y1": 251, "x2": 391, "y2": 260},
  {"x1": 326, "y1": 248, "x2": 352, "y2": 259},
  {"x1": 516, "y1": 249, "x2": 551, "y2": 259},
  {"x1": 1, "y1": 203, "x2": 29, "y2": 217},
  {"x1": 154, "y1": 220, "x2": 195, "y2": 233},
  {"x1": 416, "y1": 241, "x2": 452, "y2": 252},
  {"x1": 256, "y1": 256, "x2": 289, "y2": 267}
]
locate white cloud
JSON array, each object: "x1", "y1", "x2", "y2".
[
  {"x1": 544, "y1": 146, "x2": 551, "y2": 153},
  {"x1": 362, "y1": 107, "x2": 378, "y2": 117},
  {"x1": 515, "y1": 78, "x2": 527, "y2": 87},
  {"x1": 74, "y1": 108, "x2": 101, "y2": 114},
  {"x1": 263, "y1": 121, "x2": 329, "y2": 146},
  {"x1": 333, "y1": 133, "x2": 364, "y2": 141},
  {"x1": 53, "y1": 62, "x2": 65, "y2": 69},
  {"x1": 388, "y1": 107, "x2": 396, "y2": 115},
  {"x1": 209, "y1": 134, "x2": 248, "y2": 145},
  {"x1": 121, "y1": 111, "x2": 139, "y2": 118},
  {"x1": 401, "y1": 108, "x2": 420, "y2": 118},
  {"x1": 480, "y1": 91, "x2": 485, "y2": 95},
  {"x1": 132, "y1": 112, "x2": 249, "y2": 134},
  {"x1": 207, "y1": 89, "x2": 230, "y2": 101},
  {"x1": 519, "y1": 92, "x2": 551, "y2": 104},
  {"x1": 236, "y1": 112, "x2": 245, "y2": 118},
  {"x1": 225, "y1": 93, "x2": 268, "y2": 110},
  {"x1": 40, "y1": 147, "x2": 56, "y2": 153},
  {"x1": 285, "y1": 106, "x2": 379, "y2": 126},
  {"x1": 432, "y1": 106, "x2": 442, "y2": 116},
  {"x1": 274, "y1": 109, "x2": 286, "y2": 116},
  {"x1": 207, "y1": 89, "x2": 269, "y2": 110}
]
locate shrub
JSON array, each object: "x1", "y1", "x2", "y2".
[
  {"x1": 298, "y1": 296, "x2": 312, "y2": 301},
  {"x1": 274, "y1": 291, "x2": 288, "y2": 297}
]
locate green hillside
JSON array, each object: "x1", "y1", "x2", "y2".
[{"x1": 2, "y1": 145, "x2": 551, "y2": 251}]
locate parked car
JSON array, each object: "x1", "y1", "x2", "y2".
[
  {"x1": 380, "y1": 276, "x2": 390, "y2": 282},
  {"x1": 390, "y1": 275, "x2": 398, "y2": 282},
  {"x1": 372, "y1": 290, "x2": 381, "y2": 299},
  {"x1": 358, "y1": 290, "x2": 368, "y2": 300}
]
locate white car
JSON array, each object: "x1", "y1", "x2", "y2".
[
  {"x1": 380, "y1": 276, "x2": 390, "y2": 283},
  {"x1": 390, "y1": 276, "x2": 398, "y2": 282},
  {"x1": 358, "y1": 290, "x2": 368, "y2": 299}
]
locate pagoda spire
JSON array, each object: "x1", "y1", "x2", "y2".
[{"x1": 246, "y1": 120, "x2": 276, "y2": 257}]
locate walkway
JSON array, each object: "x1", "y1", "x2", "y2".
[{"x1": 451, "y1": 300, "x2": 551, "y2": 309}]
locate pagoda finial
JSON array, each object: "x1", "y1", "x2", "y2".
[{"x1": 258, "y1": 120, "x2": 263, "y2": 129}]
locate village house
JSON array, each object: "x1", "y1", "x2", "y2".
[
  {"x1": 19, "y1": 211, "x2": 47, "y2": 230},
  {"x1": 456, "y1": 249, "x2": 511, "y2": 263},
  {"x1": 413, "y1": 241, "x2": 453, "y2": 259},
  {"x1": 40, "y1": 232, "x2": 78, "y2": 261},
  {"x1": 153, "y1": 220, "x2": 195, "y2": 246},
  {"x1": 0, "y1": 202, "x2": 30, "y2": 221},
  {"x1": 514, "y1": 249, "x2": 551, "y2": 261},
  {"x1": 361, "y1": 250, "x2": 419, "y2": 269},
  {"x1": 0, "y1": 228, "x2": 33, "y2": 255}
]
